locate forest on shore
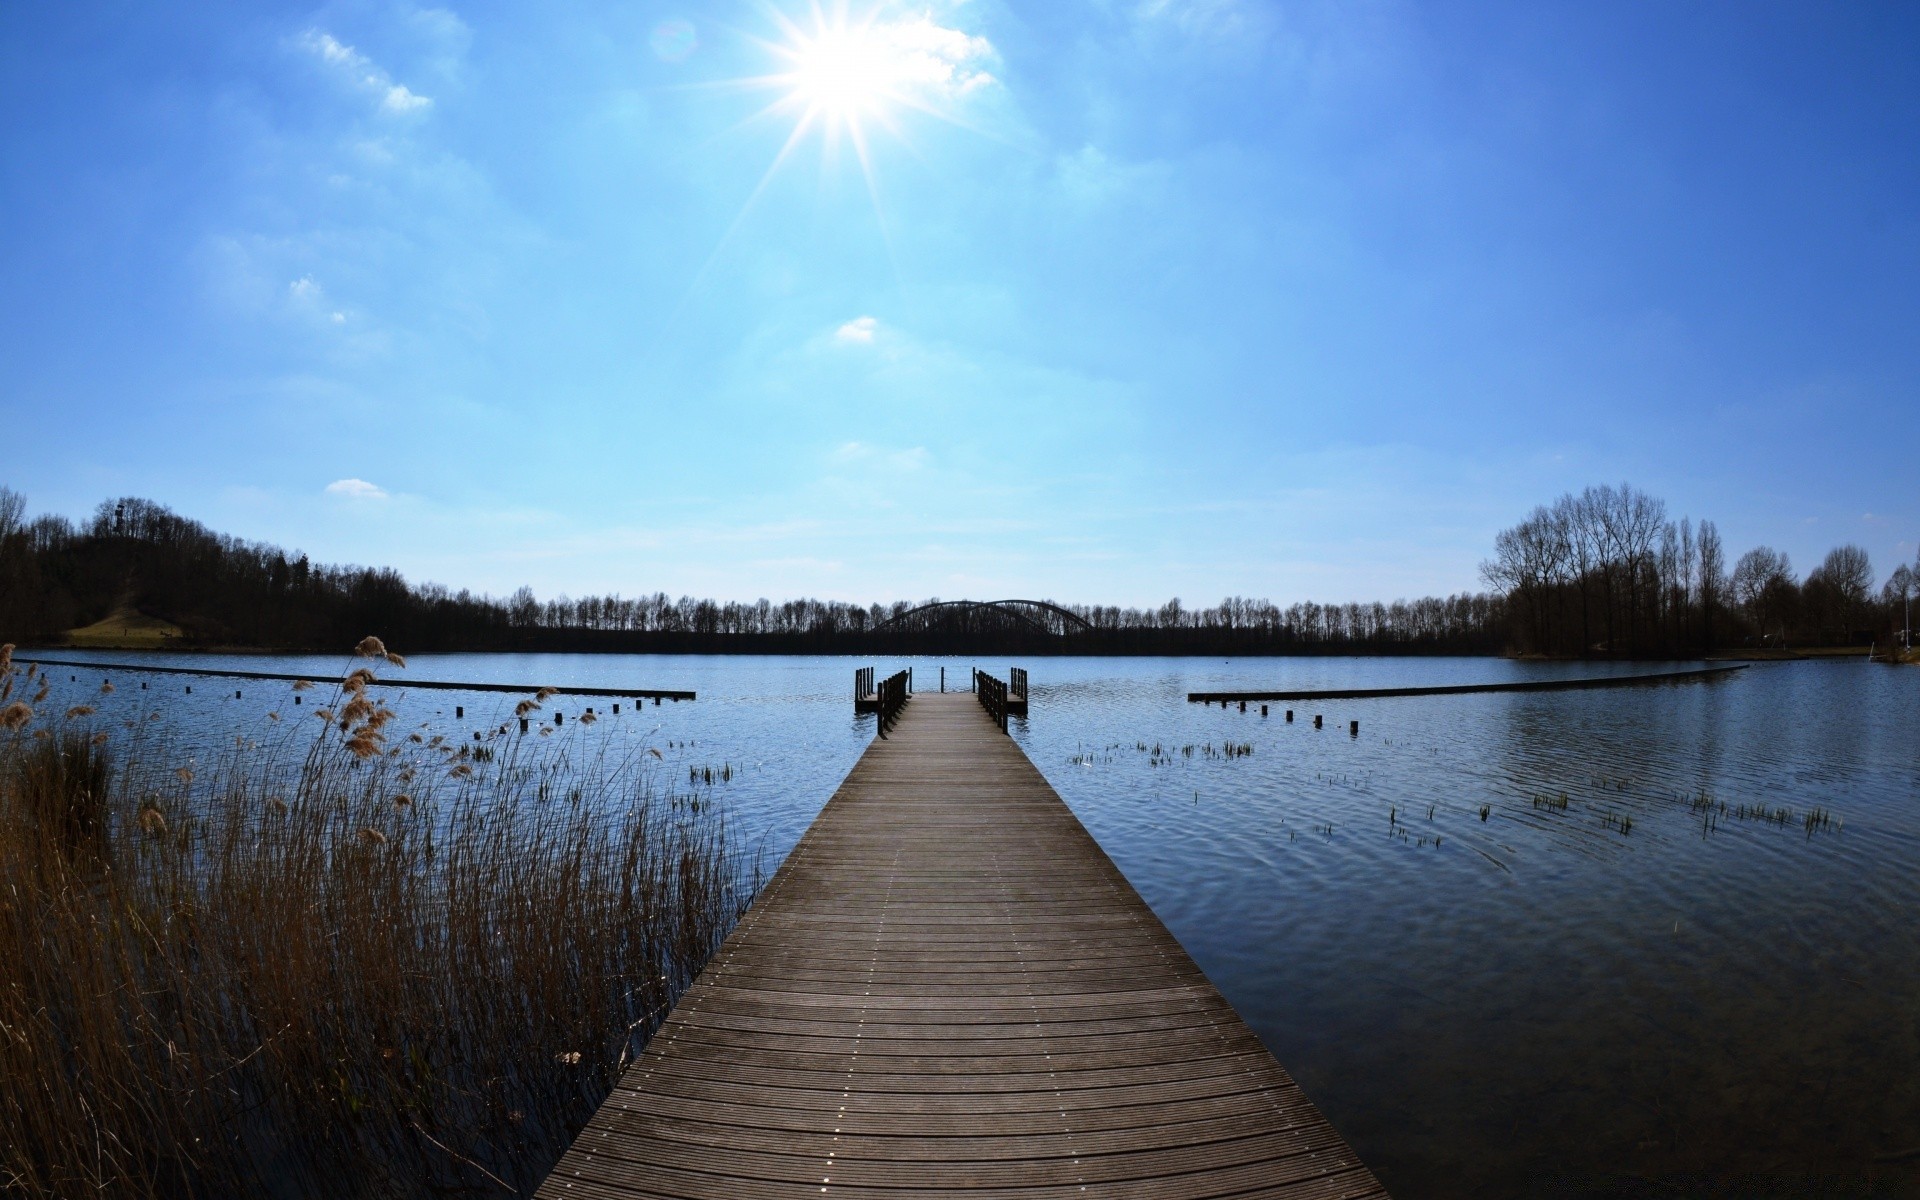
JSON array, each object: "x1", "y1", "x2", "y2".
[
  {"x1": 1480, "y1": 483, "x2": 1914, "y2": 657},
  {"x1": 0, "y1": 485, "x2": 1911, "y2": 658}
]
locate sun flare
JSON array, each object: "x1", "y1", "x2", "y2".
[
  {"x1": 758, "y1": 6, "x2": 994, "y2": 151},
  {"x1": 690, "y1": 6, "x2": 996, "y2": 272},
  {"x1": 787, "y1": 25, "x2": 898, "y2": 122}
]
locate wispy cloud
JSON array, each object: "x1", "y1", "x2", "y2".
[
  {"x1": 287, "y1": 275, "x2": 349, "y2": 326},
  {"x1": 832, "y1": 441, "x2": 928, "y2": 471},
  {"x1": 876, "y1": 15, "x2": 998, "y2": 98},
  {"x1": 298, "y1": 29, "x2": 433, "y2": 115},
  {"x1": 834, "y1": 315, "x2": 879, "y2": 344},
  {"x1": 325, "y1": 478, "x2": 389, "y2": 500},
  {"x1": 1133, "y1": 0, "x2": 1264, "y2": 40}
]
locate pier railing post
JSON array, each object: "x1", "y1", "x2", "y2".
[
  {"x1": 973, "y1": 669, "x2": 1009, "y2": 733},
  {"x1": 876, "y1": 670, "x2": 911, "y2": 737}
]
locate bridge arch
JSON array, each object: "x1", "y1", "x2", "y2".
[{"x1": 873, "y1": 599, "x2": 1091, "y2": 637}]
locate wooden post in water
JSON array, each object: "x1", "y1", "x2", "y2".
[
  {"x1": 456, "y1": 705, "x2": 463, "y2": 718},
  {"x1": 1350, "y1": 719, "x2": 1359, "y2": 736},
  {"x1": 1286, "y1": 709, "x2": 1293, "y2": 721},
  {"x1": 1314, "y1": 714, "x2": 1323, "y2": 729}
]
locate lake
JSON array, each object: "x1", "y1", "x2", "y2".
[{"x1": 20, "y1": 650, "x2": 1920, "y2": 1198}]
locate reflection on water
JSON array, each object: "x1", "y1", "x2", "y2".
[
  {"x1": 1015, "y1": 659, "x2": 1920, "y2": 1199},
  {"x1": 21, "y1": 651, "x2": 1920, "y2": 1198}
]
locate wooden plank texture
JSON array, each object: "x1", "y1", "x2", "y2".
[{"x1": 538, "y1": 692, "x2": 1387, "y2": 1199}]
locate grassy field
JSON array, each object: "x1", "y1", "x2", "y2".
[
  {"x1": 60, "y1": 605, "x2": 185, "y2": 648},
  {"x1": 1706, "y1": 644, "x2": 1876, "y2": 660}
]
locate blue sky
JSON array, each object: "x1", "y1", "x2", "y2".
[{"x1": 2, "y1": 1, "x2": 1915, "y2": 605}]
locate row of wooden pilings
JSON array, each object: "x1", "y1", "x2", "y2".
[{"x1": 1202, "y1": 696, "x2": 1359, "y2": 736}]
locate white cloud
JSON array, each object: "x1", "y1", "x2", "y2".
[
  {"x1": 326, "y1": 478, "x2": 389, "y2": 500},
  {"x1": 298, "y1": 28, "x2": 433, "y2": 115},
  {"x1": 285, "y1": 275, "x2": 355, "y2": 330},
  {"x1": 381, "y1": 84, "x2": 432, "y2": 113},
  {"x1": 878, "y1": 16, "x2": 997, "y2": 97},
  {"x1": 834, "y1": 315, "x2": 879, "y2": 344},
  {"x1": 304, "y1": 30, "x2": 362, "y2": 68}
]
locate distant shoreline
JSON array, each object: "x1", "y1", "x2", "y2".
[{"x1": 14, "y1": 636, "x2": 1890, "y2": 662}]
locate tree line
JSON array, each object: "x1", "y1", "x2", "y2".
[
  {"x1": 1481, "y1": 482, "x2": 1915, "y2": 656},
  {"x1": 5, "y1": 485, "x2": 1905, "y2": 658},
  {"x1": 0, "y1": 488, "x2": 1503, "y2": 655}
]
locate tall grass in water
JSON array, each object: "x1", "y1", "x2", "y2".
[{"x1": 0, "y1": 641, "x2": 751, "y2": 1198}]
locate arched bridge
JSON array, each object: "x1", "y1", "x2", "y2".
[{"x1": 874, "y1": 599, "x2": 1091, "y2": 637}]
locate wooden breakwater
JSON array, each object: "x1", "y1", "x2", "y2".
[
  {"x1": 1189, "y1": 663, "x2": 1747, "y2": 704},
  {"x1": 12, "y1": 657, "x2": 694, "y2": 701}
]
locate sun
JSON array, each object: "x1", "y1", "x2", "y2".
[
  {"x1": 751, "y1": 4, "x2": 992, "y2": 152},
  {"x1": 683, "y1": 5, "x2": 993, "y2": 279},
  {"x1": 786, "y1": 24, "x2": 900, "y2": 124}
]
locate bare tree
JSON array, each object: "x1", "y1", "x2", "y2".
[
  {"x1": 0, "y1": 486, "x2": 23, "y2": 542},
  {"x1": 1697, "y1": 520, "x2": 1724, "y2": 649},
  {"x1": 1802, "y1": 545, "x2": 1873, "y2": 641},
  {"x1": 1820, "y1": 545, "x2": 1874, "y2": 608},
  {"x1": 1731, "y1": 546, "x2": 1794, "y2": 644},
  {"x1": 1885, "y1": 565, "x2": 1915, "y2": 646}
]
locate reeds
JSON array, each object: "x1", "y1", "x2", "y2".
[
  {"x1": 1685, "y1": 787, "x2": 1841, "y2": 837},
  {"x1": 0, "y1": 648, "x2": 751, "y2": 1198},
  {"x1": 7, "y1": 723, "x2": 113, "y2": 864}
]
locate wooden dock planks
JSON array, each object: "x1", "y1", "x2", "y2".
[{"x1": 537, "y1": 692, "x2": 1387, "y2": 1199}]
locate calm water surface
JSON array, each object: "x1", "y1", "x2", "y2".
[{"x1": 25, "y1": 651, "x2": 1920, "y2": 1198}]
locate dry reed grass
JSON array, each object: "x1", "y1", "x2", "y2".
[{"x1": 0, "y1": 641, "x2": 751, "y2": 1198}]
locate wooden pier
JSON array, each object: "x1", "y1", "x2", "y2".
[{"x1": 537, "y1": 692, "x2": 1386, "y2": 1199}]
